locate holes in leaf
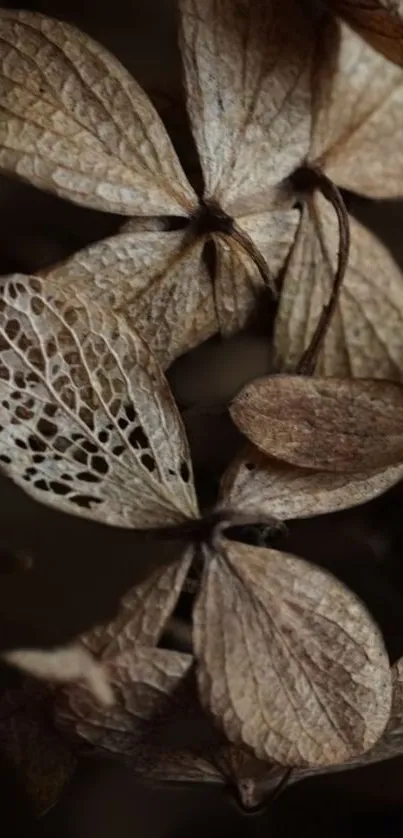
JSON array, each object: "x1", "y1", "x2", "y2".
[
  {"x1": 25, "y1": 467, "x2": 37, "y2": 477},
  {"x1": 5, "y1": 318, "x2": 20, "y2": 340},
  {"x1": 63, "y1": 307, "x2": 79, "y2": 327},
  {"x1": 0, "y1": 454, "x2": 11, "y2": 464},
  {"x1": 34, "y1": 479, "x2": 48, "y2": 491},
  {"x1": 61, "y1": 473, "x2": 73, "y2": 482},
  {"x1": 180, "y1": 461, "x2": 190, "y2": 483},
  {"x1": 141, "y1": 454, "x2": 155, "y2": 473},
  {"x1": 77, "y1": 471, "x2": 100, "y2": 483},
  {"x1": 92, "y1": 456, "x2": 108, "y2": 475},
  {"x1": 33, "y1": 454, "x2": 45, "y2": 464},
  {"x1": 79, "y1": 405, "x2": 94, "y2": 428},
  {"x1": 50, "y1": 481, "x2": 70, "y2": 496},
  {"x1": 70, "y1": 494, "x2": 101, "y2": 510},
  {"x1": 125, "y1": 404, "x2": 137, "y2": 422},
  {"x1": 13, "y1": 372, "x2": 25, "y2": 389},
  {"x1": 30, "y1": 295, "x2": 45, "y2": 315},
  {"x1": 129, "y1": 426, "x2": 148, "y2": 449},
  {"x1": 98, "y1": 430, "x2": 109, "y2": 444},
  {"x1": 0, "y1": 365, "x2": 10, "y2": 381},
  {"x1": 82, "y1": 440, "x2": 98, "y2": 455},
  {"x1": 37, "y1": 418, "x2": 57, "y2": 437},
  {"x1": 113, "y1": 445, "x2": 125, "y2": 456},
  {"x1": 17, "y1": 332, "x2": 30, "y2": 353},
  {"x1": 245, "y1": 462, "x2": 255, "y2": 472},
  {"x1": 72, "y1": 447, "x2": 87, "y2": 466},
  {"x1": 28, "y1": 435, "x2": 46, "y2": 452},
  {"x1": 44, "y1": 404, "x2": 57, "y2": 418},
  {"x1": 118, "y1": 417, "x2": 128, "y2": 430},
  {"x1": 15, "y1": 439, "x2": 27, "y2": 449},
  {"x1": 54, "y1": 435, "x2": 71, "y2": 453},
  {"x1": 46, "y1": 338, "x2": 57, "y2": 358},
  {"x1": 15, "y1": 404, "x2": 34, "y2": 421}
]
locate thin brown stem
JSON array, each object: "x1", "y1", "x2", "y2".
[
  {"x1": 230, "y1": 222, "x2": 278, "y2": 299},
  {"x1": 291, "y1": 166, "x2": 350, "y2": 376}
]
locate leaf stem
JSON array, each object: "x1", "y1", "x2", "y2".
[
  {"x1": 291, "y1": 167, "x2": 350, "y2": 375},
  {"x1": 230, "y1": 221, "x2": 278, "y2": 299}
]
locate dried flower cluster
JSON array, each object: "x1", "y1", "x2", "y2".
[{"x1": 2, "y1": 0, "x2": 403, "y2": 814}]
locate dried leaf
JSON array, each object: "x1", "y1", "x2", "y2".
[
  {"x1": 231, "y1": 375, "x2": 403, "y2": 472},
  {"x1": 324, "y1": 0, "x2": 403, "y2": 66},
  {"x1": 194, "y1": 539, "x2": 391, "y2": 766},
  {"x1": 0, "y1": 274, "x2": 198, "y2": 527},
  {"x1": 311, "y1": 18, "x2": 403, "y2": 198},
  {"x1": 2, "y1": 643, "x2": 113, "y2": 705},
  {"x1": 274, "y1": 194, "x2": 403, "y2": 379},
  {"x1": 0, "y1": 9, "x2": 196, "y2": 215},
  {"x1": 46, "y1": 231, "x2": 217, "y2": 368},
  {"x1": 0, "y1": 681, "x2": 76, "y2": 815},
  {"x1": 179, "y1": 0, "x2": 315, "y2": 216},
  {"x1": 222, "y1": 446, "x2": 403, "y2": 520},
  {"x1": 84, "y1": 549, "x2": 195, "y2": 654}
]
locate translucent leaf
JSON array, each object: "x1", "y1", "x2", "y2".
[
  {"x1": 0, "y1": 9, "x2": 196, "y2": 215},
  {"x1": 274, "y1": 195, "x2": 403, "y2": 379},
  {"x1": 231, "y1": 374, "x2": 403, "y2": 473},
  {"x1": 311, "y1": 17, "x2": 403, "y2": 197},
  {"x1": 179, "y1": 0, "x2": 316, "y2": 216},
  {"x1": 194, "y1": 540, "x2": 391, "y2": 766},
  {"x1": 324, "y1": 0, "x2": 403, "y2": 67},
  {"x1": 47, "y1": 230, "x2": 217, "y2": 369},
  {"x1": 221, "y1": 446, "x2": 403, "y2": 520},
  {"x1": 0, "y1": 274, "x2": 198, "y2": 527}
]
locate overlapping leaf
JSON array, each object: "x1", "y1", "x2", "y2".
[
  {"x1": 324, "y1": 0, "x2": 403, "y2": 66},
  {"x1": 275, "y1": 19, "x2": 403, "y2": 379},
  {"x1": 0, "y1": 1, "x2": 317, "y2": 355}
]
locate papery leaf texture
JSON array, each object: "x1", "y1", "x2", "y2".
[
  {"x1": 324, "y1": 0, "x2": 403, "y2": 66},
  {"x1": 310, "y1": 17, "x2": 403, "y2": 198},
  {"x1": 274, "y1": 194, "x2": 403, "y2": 379},
  {"x1": 0, "y1": 274, "x2": 198, "y2": 527},
  {"x1": 231, "y1": 375, "x2": 403, "y2": 472},
  {"x1": 221, "y1": 446, "x2": 403, "y2": 520},
  {"x1": 194, "y1": 539, "x2": 392, "y2": 766}
]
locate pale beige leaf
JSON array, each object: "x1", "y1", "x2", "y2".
[
  {"x1": 231, "y1": 374, "x2": 403, "y2": 472},
  {"x1": 213, "y1": 210, "x2": 299, "y2": 334},
  {"x1": 57, "y1": 646, "x2": 194, "y2": 757},
  {"x1": 194, "y1": 540, "x2": 391, "y2": 766},
  {"x1": 85, "y1": 548, "x2": 194, "y2": 654},
  {"x1": 0, "y1": 10, "x2": 196, "y2": 215},
  {"x1": 221, "y1": 446, "x2": 403, "y2": 520},
  {"x1": 47, "y1": 231, "x2": 217, "y2": 368},
  {"x1": 3, "y1": 643, "x2": 113, "y2": 705},
  {"x1": 0, "y1": 681, "x2": 76, "y2": 815},
  {"x1": 179, "y1": 0, "x2": 316, "y2": 216},
  {"x1": 274, "y1": 195, "x2": 403, "y2": 379},
  {"x1": 324, "y1": 0, "x2": 403, "y2": 66},
  {"x1": 310, "y1": 18, "x2": 403, "y2": 197},
  {"x1": 0, "y1": 274, "x2": 198, "y2": 527}
]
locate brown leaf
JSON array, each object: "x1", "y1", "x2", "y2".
[
  {"x1": 0, "y1": 274, "x2": 198, "y2": 527},
  {"x1": 179, "y1": 0, "x2": 315, "y2": 216},
  {"x1": 84, "y1": 549, "x2": 195, "y2": 653},
  {"x1": 46, "y1": 231, "x2": 217, "y2": 369},
  {"x1": 194, "y1": 539, "x2": 392, "y2": 766},
  {"x1": 3, "y1": 643, "x2": 113, "y2": 705},
  {"x1": 324, "y1": 0, "x2": 403, "y2": 67},
  {"x1": 0, "y1": 681, "x2": 76, "y2": 815},
  {"x1": 310, "y1": 17, "x2": 403, "y2": 198},
  {"x1": 0, "y1": 9, "x2": 196, "y2": 215},
  {"x1": 221, "y1": 446, "x2": 403, "y2": 520},
  {"x1": 274, "y1": 194, "x2": 403, "y2": 379},
  {"x1": 230, "y1": 375, "x2": 403, "y2": 473}
]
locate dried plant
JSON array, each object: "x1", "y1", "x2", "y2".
[{"x1": 1, "y1": 0, "x2": 403, "y2": 819}]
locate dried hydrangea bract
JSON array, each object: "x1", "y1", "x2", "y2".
[
  {"x1": 324, "y1": 0, "x2": 403, "y2": 66},
  {"x1": 0, "y1": 1, "x2": 321, "y2": 361},
  {"x1": 0, "y1": 278, "x2": 395, "y2": 769},
  {"x1": 275, "y1": 19, "x2": 403, "y2": 378}
]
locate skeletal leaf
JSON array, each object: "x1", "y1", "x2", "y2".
[
  {"x1": 311, "y1": 18, "x2": 403, "y2": 198},
  {"x1": 0, "y1": 681, "x2": 76, "y2": 815},
  {"x1": 84, "y1": 548, "x2": 195, "y2": 653},
  {"x1": 3, "y1": 643, "x2": 113, "y2": 705},
  {"x1": 221, "y1": 446, "x2": 403, "y2": 520},
  {"x1": 46, "y1": 231, "x2": 217, "y2": 369},
  {"x1": 324, "y1": 0, "x2": 403, "y2": 66},
  {"x1": 231, "y1": 375, "x2": 403, "y2": 473},
  {"x1": 179, "y1": 0, "x2": 315, "y2": 216},
  {"x1": 274, "y1": 194, "x2": 403, "y2": 379},
  {"x1": 0, "y1": 274, "x2": 198, "y2": 527},
  {"x1": 194, "y1": 539, "x2": 391, "y2": 766},
  {"x1": 0, "y1": 9, "x2": 196, "y2": 215}
]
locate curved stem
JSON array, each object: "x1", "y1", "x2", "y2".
[
  {"x1": 291, "y1": 167, "x2": 350, "y2": 376},
  {"x1": 230, "y1": 222, "x2": 278, "y2": 300}
]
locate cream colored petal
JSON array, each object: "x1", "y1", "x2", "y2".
[
  {"x1": 221, "y1": 446, "x2": 403, "y2": 520},
  {"x1": 0, "y1": 10, "x2": 196, "y2": 215},
  {"x1": 0, "y1": 274, "x2": 198, "y2": 527},
  {"x1": 311, "y1": 18, "x2": 403, "y2": 197},
  {"x1": 194, "y1": 540, "x2": 391, "y2": 767},
  {"x1": 213, "y1": 210, "x2": 298, "y2": 335},
  {"x1": 324, "y1": 0, "x2": 403, "y2": 67},
  {"x1": 47, "y1": 231, "x2": 217, "y2": 369},
  {"x1": 274, "y1": 194, "x2": 403, "y2": 379},
  {"x1": 179, "y1": 0, "x2": 316, "y2": 215}
]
